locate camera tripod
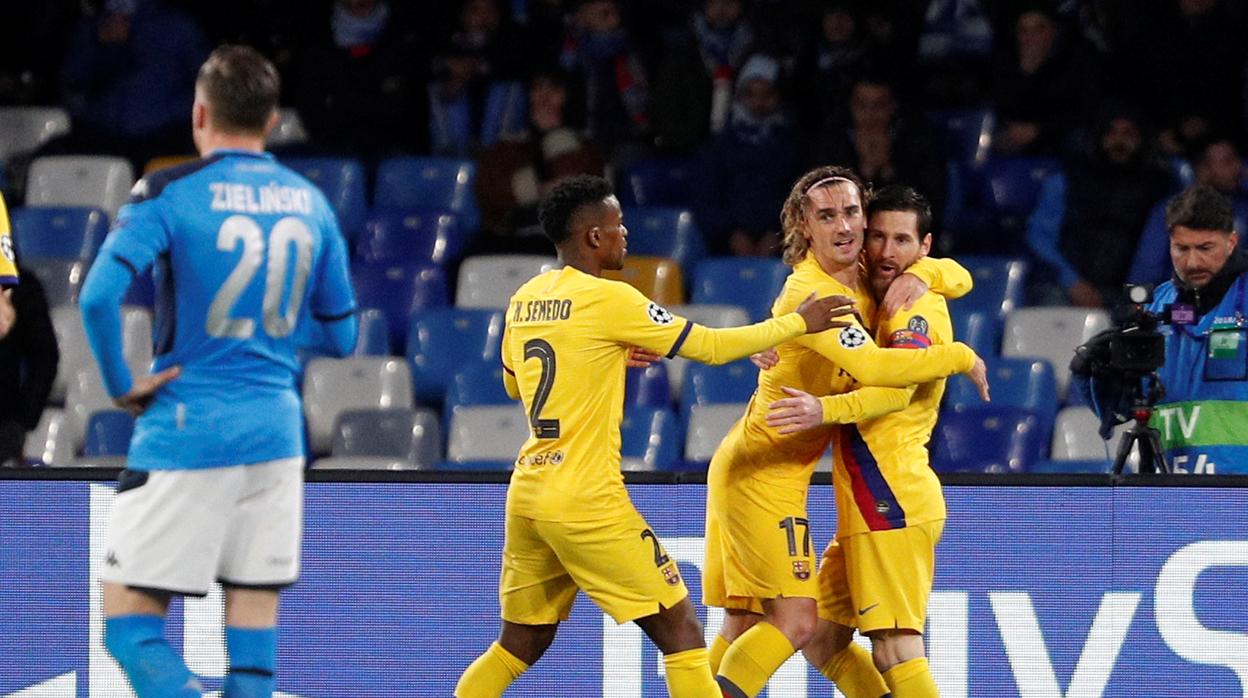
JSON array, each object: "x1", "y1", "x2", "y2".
[{"x1": 1112, "y1": 374, "x2": 1169, "y2": 475}]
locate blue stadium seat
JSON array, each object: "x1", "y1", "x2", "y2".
[
  {"x1": 352, "y1": 262, "x2": 450, "y2": 352},
  {"x1": 621, "y1": 406, "x2": 680, "y2": 471},
  {"x1": 931, "y1": 405, "x2": 1045, "y2": 473},
  {"x1": 444, "y1": 361, "x2": 511, "y2": 424},
  {"x1": 1030, "y1": 458, "x2": 1111, "y2": 474},
  {"x1": 10, "y1": 206, "x2": 109, "y2": 262},
  {"x1": 82, "y1": 410, "x2": 134, "y2": 457},
  {"x1": 357, "y1": 208, "x2": 468, "y2": 267},
  {"x1": 944, "y1": 356, "x2": 1057, "y2": 452},
  {"x1": 950, "y1": 157, "x2": 1060, "y2": 252},
  {"x1": 692, "y1": 258, "x2": 790, "y2": 322},
  {"x1": 480, "y1": 81, "x2": 528, "y2": 147},
  {"x1": 680, "y1": 359, "x2": 756, "y2": 422},
  {"x1": 331, "y1": 407, "x2": 442, "y2": 467},
  {"x1": 353, "y1": 308, "x2": 392, "y2": 356},
  {"x1": 281, "y1": 157, "x2": 368, "y2": 241},
  {"x1": 407, "y1": 308, "x2": 504, "y2": 404},
  {"x1": 625, "y1": 363, "x2": 671, "y2": 407},
  {"x1": 979, "y1": 157, "x2": 1061, "y2": 220},
  {"x1": 622, "y1": 206, "x2": 707, "y2": 269},
  {"x1": 948, "y1": 255, "x2": 1027, "y2": 321},
  {"x1": 951, "y1": 309, "x2": 1000, "y2": 358},
  {"x1": 374, "y1": 156, "x2": 480, "y2": 234},
  {"x1": 925, "y1": 107, "x2": 995, "y2": 169},
  {"x1": 618, "y1": 157, "x2": 694, "y2": 207}
]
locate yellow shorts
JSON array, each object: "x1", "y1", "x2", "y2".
[
  {"x1": 703, "y1": 470, "x2": 817, "y2": 613},
  {"x1": 499, "y1": 507, "x2": 688, "y2": 625},
  {"x1": 817, "y1": 519, "x2": 943, "y2": 634}
]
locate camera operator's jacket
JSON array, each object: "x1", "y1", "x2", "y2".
[{"x1": 1147, "y1": 248, "x2": 1248, "y2": 474}]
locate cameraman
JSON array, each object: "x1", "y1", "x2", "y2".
[{"x1": 1148, "y1": 185, "x2": 1248, "y2": 474}]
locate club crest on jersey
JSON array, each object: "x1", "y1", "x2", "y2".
[
  {"x1": 838, "y1": 326, "x2": 868, "y2": 349},
  {"x1": 647, "y1": 302, "x2": 674, "y2": 325},
  {"x1": 662, "y1": 564, "x2": 681, "y2": 586},
  {"x1": 0, "y1": 234, "x2": 13, "y2": 263},
  {"x1": 908, "y1": 315, "x2": 929, "y2": 335},
  {"x1": 792, "y1": 560, "x2": 811, "y2": 580}
]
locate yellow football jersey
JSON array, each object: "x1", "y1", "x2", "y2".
[
  {"x1": 708, "y1": 254, "x2": 976, "y2": 487},
  {"x1": 502, "y1": 265, "x2": 808, "y2": 521},
  {"x1": 0, "y1": 193, "x2": 17, "y2": 286},
  {"x1": 822, "y1": 291, "x2": 952, "y2": 537}
]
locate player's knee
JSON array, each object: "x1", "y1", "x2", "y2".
[
  {"x1": 868, "y1": 630, "x2": 924, "y2": 673},
  {"x1": 768, "y1": 600, "x2": 818, "y2": 649},
  {"x1": 499, "y1": 622, "x2": 558, "y2": 665}
]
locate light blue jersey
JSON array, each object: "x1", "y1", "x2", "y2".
[{"x1": 81, "y1": 150, "x2": 357, "y2": 470}]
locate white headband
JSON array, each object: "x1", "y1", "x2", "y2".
[{"x1": 803, "y1": 175, "x2": 855, "y2": 195}]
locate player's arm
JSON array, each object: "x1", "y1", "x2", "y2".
[
  {"x1": 795, "y1": 317, "x2": 976, "y2": 387},
  {"x1": 879, "y1": 256, "x2": 972, "y2": 318},
  {"x1": 0, "y1": 194, "x2": 18, "y2": 288},
  {"x1": 306, "y1": 210, "x2": 358, "y2": 357},
  {"x1": 766, "y1": 384, "x2": 914, "y2": 434}
]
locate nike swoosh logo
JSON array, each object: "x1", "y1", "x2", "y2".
[{"x1": 858, "y1": 603, "x2": 879, "y2": 616}]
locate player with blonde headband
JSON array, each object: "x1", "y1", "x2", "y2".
[{"x1": 704, "y1": 166, "x2": 989, "y2": 698}]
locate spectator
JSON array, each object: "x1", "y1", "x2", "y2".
[
  {"x1": 1025, "y1": 102, "x2": 1171, "y2": 308},
  {"x1": 55, "y1": 0, "x2": 210, "y2": 169},
  {"x1": 1129, "y1": 136, "x2": 1248, "y2": 285},
  {"x1": 291, "y1": 0, "x2": 428, "y2": 158},
  {"x1": 791, "y1": 1, "x2": 870, "y2": 132},
  {"x1": 0, "y1": 265, "x2": 59, "y2": 467},
  {"x1": 693, "y1": 53, "x2": 802, "y2": 256},
  {"x1": 1144, "y1": 185, "x2": 1248, "y2": 473},
  {"x1": 651, "y1": 0, "x2": 757, "y2": 153},
  {"x1": 914, "y1": 0, "x2": 994, "y2": 106},
  {"x1": 473, "y1": 67, "x2": 605, "y2": 253},
  {"x1": 558, "y1": 0, "x2": 651, "y2": 158}
]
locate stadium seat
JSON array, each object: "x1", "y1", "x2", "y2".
[
  {"x1": 352, "y1": 308, "x2": 392, "y2": 356},
  {"x1": 50, "y1": 305, "x2": 152, "y2": 405},
  {"x1": 374, "y1": 156, "x2": 480, "y2": 233},
  {"x1": 621, "y1": 406, "x2": 681, "y2": 471},
  {"x1": 948, "y1": 255, "x2": 1027, "y2": 322},
  {"x1": 26, "y1": 155, "x2": 134, "y2": 218},
  {"x1": 1050, "y1": 405, "x2": 1122, "y2": 462},
  {"x1": 0, "y1": 106, "x2": 70, "y2": 160},
  {"x1": 281, "y1": 157, "x2": 367, "y2": 241},
  {"x1": 444, "y1": 362, "x2": 512, "y2": 424},
  {"x1": 622, "y1": 206, "x2": 707, "y2": 269},
  {"x1": 357, "y1": 209, "x2": 466, "y2": 267},
  {"x1": 406, "y1": 308, "x2": 505, "y2": 404},
  {"x1": 330, "y1": 407, "x2": 442, "y2": 467},
  {"x1": 691, "y1": 258, "x2": 790, "y2": 322},
  {"x1": 25, "y1": 258, "x2": 86, "y2": 307},
  {"x1": 684, "y1": 403, "x2": 746, "y2": 469},
  {"x1": 931, "y1": 405, "x2": 1045, "y2": 473},
  {"x1": 82, "y1": 410, "x2": 134, "y2": 457},
  {"x1": 951, "y1": 309, "x2": 1000, "y2": 358},
  {"x1": 64, "y1": 368, "x2": 116, "y2": 453},
  {"x1": 23, "y1": 408, "x2": 74, "y2": 467},
  {"x1": 1002, "y1": 306, "x2": 1112, "y2": 398},
  {"x1": 142, "y1": 155, "x2": 197, "y2": 175},
  {"x1": 352, "y1": 261, "x2": 450, "y2": 352},
  {"x1": 617, "y1": 157, "x2": 695, "y2": 208},
  {"x1": 625, "y1": 363, "x2": 671, "y2": 408},
  {"x1": 480, "y1": 81, "x2": 528, "y2": 147},
  {"x1": 603, "y1": 255, "x2": 685, "y2": 306},
  {"x1": 302, "y1": 357, "x2": 414, "y2": 455},
  {"x1": 978, "y1": 156, "x2": 1061, "y2": 229},
  {"x1": 925, "y1": 107, "x2": 995, "y2": 169},
  {"x1": 10, "y1": 206, "x2": 109, "y2": 262},
  {"x1": 454, "y1": 254, "x2": 557, "y2": 309},
  {"x1": 267, "y1": 107, "x2": 309, "y2": 148},
  {"x1": 664, "y1": 304, "x2": 751, "y2": 395},
  {"x1": 310, "y1": 456, "x2": 415, "y2": 471},
  {"x1": 445, "y1": 404, "x2": 528, "y2": 465},
  {"x1": 945, "y1": 356, "x2": 1057, "y2": 433},
  {"x1": 681, "y1": 359, "x2": 756, "y2": 423}
]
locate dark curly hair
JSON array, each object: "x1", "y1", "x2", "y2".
[
  {"x1": 868, "y1": 184, "x2": 932, "y2": 237},
  {"x1": 537, "y1": 174, "x2": 615, "y2": 245},
  {"x1": 1166, "y1": 185, "x2": 1234, "y2": 234}
]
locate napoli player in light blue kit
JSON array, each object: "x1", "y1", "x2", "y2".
[{"x1": 80, "y1": 46, "x2": 357, "y2": 698}]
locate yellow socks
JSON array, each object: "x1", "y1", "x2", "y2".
[
  {"x1": 663, "y1": 647, "x2": 720, "y2": 698},
  {"x1": 454, "y1": 642, "x2": 528, "y2": 698},
  {"x1": 818, "y1": 643, "x2": 890, "y2": 698},
  {"x1": 717, "y1": 621, "x2": 796, "y2": 697},
  {"x1": 883, "y1": 656, "x2": 939, "y2": 698},
  {"x1": 708, "y1": 634, "x2": 732, "y2": 674}
]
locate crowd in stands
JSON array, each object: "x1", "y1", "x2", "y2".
[{"x1": 3, "y1": 0, "x2": 1248, "y2": 472}]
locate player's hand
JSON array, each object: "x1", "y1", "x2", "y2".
[
  {"x1": 0, "y1": 289, "x2": 15, "y2": 340},
  {"x1": 795, "y1": 292, "x2": 855, "y2": 334},
  {"x1": 626, "y1": 346, "x2": 662, "y2": 368},
  {"x1": 881, "y1": 273, "x2": 928, "y2": 318},
  {"x1": 114, "y1": 366, "x2": 182, "y2": 417},
  {"x1": 766, "y1": 387, "x2": 824, "y2": 434},
  {"x1": 966, "y1": 354, "x2": 991, "y2": 402},
  {"x1": 750, "y1": 348, "x2": 779, "y2": 371}
]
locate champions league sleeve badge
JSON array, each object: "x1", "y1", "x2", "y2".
[
  {"x1": 647, "y1": 302, "x2": 674, "y2": 325},
  {"x1": 838, "y1": 326, "x2": 868, "y2": 349}
]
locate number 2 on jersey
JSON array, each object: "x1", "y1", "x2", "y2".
[
  {"x1": 523, "y1": 338, "x2": 561, "y2": 438},
  {"x1": 207, "y1": 215, "x2": 313, "y2": 339}
]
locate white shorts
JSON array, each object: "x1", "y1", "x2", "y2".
[{"x1": 99, "y1": 457, "x2": 304, "y2": 597}]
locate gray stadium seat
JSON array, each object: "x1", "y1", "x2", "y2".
[
  {"x1": 26, "y1": 155, "x2": 135, "y2": 218},
  {"x1": 27, "y1": 259, "x2": 87, "y2": 308},
  {"x1": 302, "y1": 358, "x2": 414, "y2": 455},
  {"x1": 446, "y1": 404, "x2": 529, "y2": 463},
  {"x1": 310, "y1": 457, "x2": 415, "y2": 471},
  {"x1": 64, "y1": 368, "x2": 113, "y2": 453},
  {"x1": 665, "y1": 304, "x2": 751, "y2": 395},
  {"x1": 330, "y1": 407, "x2": 442, "y2": 468},
  {"x1": 266, "y1": 107, "x2": 308, "y2": 147},
  {"x1": 454, "y1": 255, "x2": 557, "y2": 309},
  {"x1": 24, "y1": 408, "x2": 75, "y2": 466},
  {"x1": 683, "y1": 403, "x2": 745, "y2": 467},
  {"x1": 1050, "y1": 405, "x2": 1135, "y2": 470},
  {"x1": 1002, "y1": 307, "x2": 1111, "y2": 399},
  {"x1": 50, "y1": 305, "x2": 152, "y2": 404},
  {"x1": 0, "y1": 107, "x2": 70, "y2": 160}
]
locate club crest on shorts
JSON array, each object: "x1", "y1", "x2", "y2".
[
  {"x1": 647, "y1": 302, "x2": 674, "y2": 325},
  {"x1": 662, "y1": 563, "x2": 681, "y2": 586},
  {"x1": 908, "y1": 315, "x2": 929, "y2": 335},
  {"x1": 838, "y1": 326, "x2": 868, "y2": 349},
  {"x1": 792, "y1": 560, "x2": 811, "y2": 580}
]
